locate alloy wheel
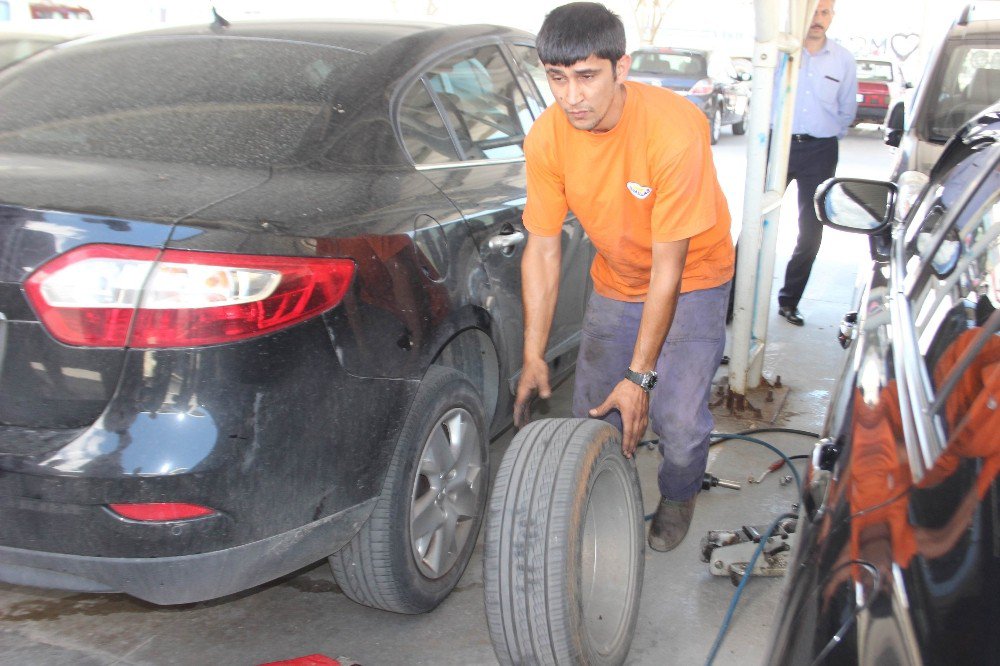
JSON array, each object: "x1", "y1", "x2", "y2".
[{"x1": 409, "y1": 407, "x2": 484, "y2": 579}]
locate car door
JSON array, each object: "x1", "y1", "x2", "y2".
[{"x1": 404, "y1": 41, "x2": 592, "y2": 399}]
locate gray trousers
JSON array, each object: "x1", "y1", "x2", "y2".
[{"x1": 572, "y1": 282, "x2": 730, "y2": 501}]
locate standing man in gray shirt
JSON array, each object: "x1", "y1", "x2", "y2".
[{"x1": 777, "y1": 0, "x2": 857, "y2": 326}]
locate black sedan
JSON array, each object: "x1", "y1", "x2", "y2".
[
  {"x1": 0, "y1": 19, "x2": 593, "y2": 612},
  {"x1": 767, "y1": 106, "x2": 1000, "y2": 663},
  {"x1": 627, "y1": 46, "x2": 750, "y2": 144}
]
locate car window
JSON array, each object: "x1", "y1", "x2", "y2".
[
  {"x1": 856, "y1": 60, "x2": 894, "y2": 82},
  {"x1": 923, "y1": 42, "x2": 1000, "y2": 141},
  {"x1": 508, "y1": 44, "x2": 553, "y2": 113},
  {"x1": 424, "y1": 45, "x2": 531, "y2": 161},
  {"x1": 0, "y1": 36, "x2": 362, "y2": 168},
  {"x1": 398, "y1": 79, "x2": 462, "y2": 165},
  {"x1": 630, "y1": 51, "x2": 706, "y2": 78}
]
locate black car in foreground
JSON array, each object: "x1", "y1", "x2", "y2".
[
  {"x1": 627, "y1": 46, "x2": 750, "y2": 145},
  {"x1": 766, "y1": 105, "x2": 1000, "y2": 663},
  {"x1": 0, "y1": 19, "x2": 593, "y2": 611}
]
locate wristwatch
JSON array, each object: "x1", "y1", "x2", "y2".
[{"x1": 624, "y1": 367, "x2": 658, "y2": 392}]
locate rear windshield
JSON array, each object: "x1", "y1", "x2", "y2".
[
  {"x1": 629, "y1": 51, "x2": 706, "y2": 78},
  {"x1": 922, "y1": 41, "x2": 1000, "y2": 142},
  {"x1": 856, "y1": 60, "x2": 894, "y2": 82},
  {"x1": 0, "y1": 35, "x2": 365, "y2": 168}
]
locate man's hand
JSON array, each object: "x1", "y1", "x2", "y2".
[
  {"x1": 514, "y1": 357, "x2": 551, "y2": 428},
  {"x1": 589, "y1": 380, "x2": 649, "y2": 458}
]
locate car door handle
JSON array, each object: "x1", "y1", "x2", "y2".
[{"x1": 487, "y1": 230, "x2": 526, "y2": 253}]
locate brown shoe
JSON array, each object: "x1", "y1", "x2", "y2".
[{"x1": 648, "y1": 496, "x2": 697, "y2": 552}]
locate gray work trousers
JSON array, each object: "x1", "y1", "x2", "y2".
[{"x1": 571, "y1": 282, "x2": 730, "y2": 500}]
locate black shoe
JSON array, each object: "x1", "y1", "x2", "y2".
[
  {"x1": 778, "y1": 306, "x2": 805, "y2": 326},
  {"x1": 648, "y1": 496, "x2": 697, "y2": 552}
]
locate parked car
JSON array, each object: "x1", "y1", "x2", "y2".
[
  {"x1": 0, "y1": 19, "x2": 593, "y2": 612},
  {"x1": 885, "y1": 4, "x2": 1000, "y2": 179},
  {"x1": 0, "y1": 0, "x2": 93, "y2": 21},
  {"x1": 853, "y1": 57, "x2": 909, "y2": 126},
  {"x1": 627, "y1": 46, "x2": 751, "y2": 144},
  {"x1": 0, "y1": 23, "x2": 92, "y2": 68},
  {"x1": 766, "y1": 103, "x2": 1000, "y2": 664}
]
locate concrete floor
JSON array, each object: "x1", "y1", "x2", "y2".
[{"x1": 0, "y1": 127, "x2": 894, "y2": 665}]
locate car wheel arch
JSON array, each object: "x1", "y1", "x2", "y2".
[{"x1": 431, "y1": 326, "x2": 500, "y2": 427}]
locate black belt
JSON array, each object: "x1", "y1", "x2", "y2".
[{"x1": 790, "y1": 134, "x2": 831, "y2": 142}]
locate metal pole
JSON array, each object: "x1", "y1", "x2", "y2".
[{"x1": 728, "y1": 0, "x2": 815, "y2": 400}]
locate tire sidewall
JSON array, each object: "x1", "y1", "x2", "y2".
[{"x1": 710, "y1": 105, "x2": 722, "y2": 144}]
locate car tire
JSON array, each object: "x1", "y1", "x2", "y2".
[
  {"x1": 708, "y1": 105, "x2": 723, "y2": 145},
  {"x1": 484, "y1": 418, "x2": 644, "y2": 665},
  {"x1": 732, "y1": 107, "x2": 747, "y2": 135},
  {"x1": 330, "y1": 365, "x2": 488, "y2": 614}
]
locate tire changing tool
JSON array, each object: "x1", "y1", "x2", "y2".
[{"x1": 700, "y1": 516, "x2": 798, "y2": 586}]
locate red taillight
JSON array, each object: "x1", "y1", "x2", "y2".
[
  {"x1": 689, "y1": 78, "x2": 714, "y2": 95},
  {"x1": 24, "y1": 244, "x2": 355, "y2": 348},
  {"x1": 109, "y1": 502, "x2": 215, "y2": 521}
]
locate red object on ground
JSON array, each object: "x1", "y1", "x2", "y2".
[{"x1": 258, "y1": 655, "x2": 342, "y2": 666}]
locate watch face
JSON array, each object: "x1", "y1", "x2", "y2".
[{"x1": 645, "y1": 374, "x2": 657, "y2": 390}]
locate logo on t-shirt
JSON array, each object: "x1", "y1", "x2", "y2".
[{"x1": 626, "y1": 181, "x2": 652, "y2": 200}]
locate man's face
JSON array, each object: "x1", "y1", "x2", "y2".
[
  {"x1": 808, "y1": 0, "x2": 835, "y2": 39},
  {"x1": 544, "y1": 54, "x2": 631, "y2": 133}
]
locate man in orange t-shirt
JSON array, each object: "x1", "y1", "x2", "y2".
[{"x1": 513, "y1": 2, "x2": 735, "y2": 552}]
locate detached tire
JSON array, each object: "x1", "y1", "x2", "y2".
[
  {"x1": 330, "y1": 366, "x2": 488, "y2": 614},
  {"x1": 484, "y1": 419, "x2": 645, "y2": 665}
]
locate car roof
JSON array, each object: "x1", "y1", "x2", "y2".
[
  {"x1": 631, "y1": 46, "x2": 712, "y2": 56},
  {"x1": 63, "y1": 19, "x2": 534, "y2": 56},
  {"x1": 948, "y1": 17, "x2": 1000, "y2": 39}
]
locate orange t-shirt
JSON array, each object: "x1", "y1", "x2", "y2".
[{"x1": 523, "y1": 81, "x2": 735, "y2": 300}]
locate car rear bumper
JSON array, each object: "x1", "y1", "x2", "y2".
[
  {"x1": 854, "y1": 105, "x2": 888, "y2": 123},
  {"x1": 0, "y1": 497, "x2": 376, "y2": 604}
]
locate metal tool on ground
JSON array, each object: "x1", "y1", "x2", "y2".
[
  {"x1": 700, "y1": 517, "x2": 798, "y2": 586},
  {"x1": 748, "y1": 458, "x2": 786, "y2": 484},
  {"x1": 702, "y1": 473, "x2": 742, "y2": 491}
]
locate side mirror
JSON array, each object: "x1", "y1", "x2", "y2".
[
  {"x1": 884, "y1": 101, "x2": 905, "y2": 147},
  {"x1": 814, "y1": 178, "x2": 897, "y2": 234}
]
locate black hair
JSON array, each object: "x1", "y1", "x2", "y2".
[{"x1": 536, "y1": 2, "x2": 626, "y2": 69}]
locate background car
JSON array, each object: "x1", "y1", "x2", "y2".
[
  {"x1": 627, "y1": 46, "x2": 751, "y2": 144},
  {"x1": 766, "y1": 104, "x2": 1000, "y2": 664},
  {"x1": 853, "y1": 57, "x2": 910, "y2": 126},
  {"x1": 0, "y1": 19, "x2": 593, "y2": 612},
  {"x1": 885, "y1": 5, "x2": 1000, "y2": 178},
  {"x1": 0, "y1": 22, "x2": 93, "y2": 68}
]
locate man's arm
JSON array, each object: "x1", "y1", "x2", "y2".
[
  {"x1": 836, "y1": 53, "x2": 859, "y2": 136},
  {"x1": 513, "y1": 231, "x2": 562, "y2": 428},
  {"x1": 589, "y1": 238, "x2": 689, "y2": 456}
]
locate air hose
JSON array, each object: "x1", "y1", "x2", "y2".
[{"x1": 641, "y1": 426, "x2": 815, "y2": 520}]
